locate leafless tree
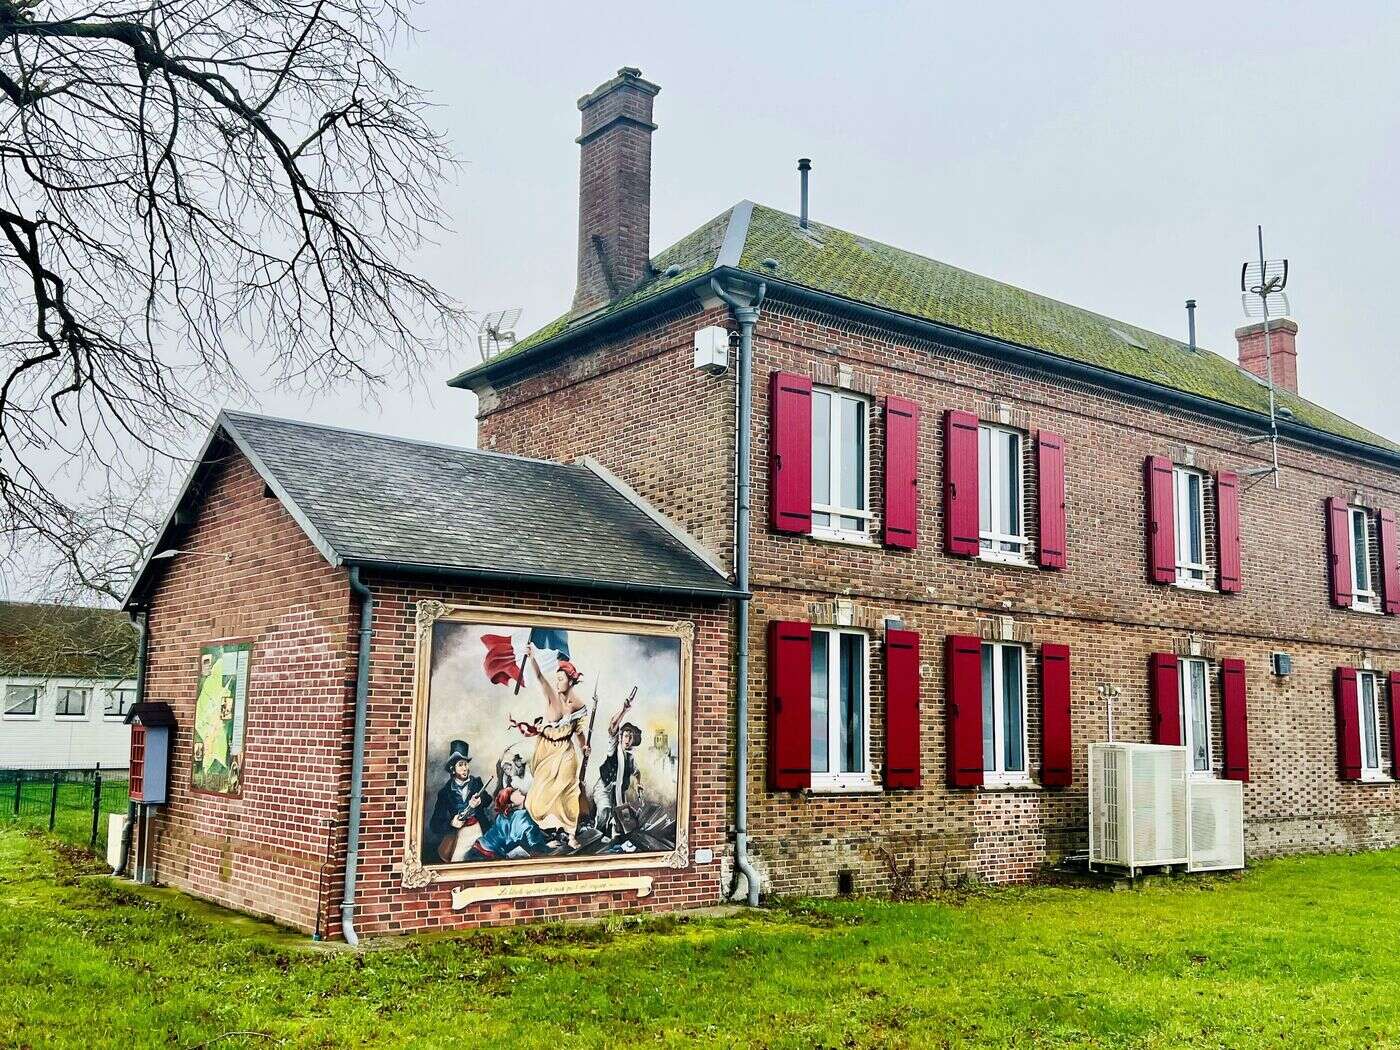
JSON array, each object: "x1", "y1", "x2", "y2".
[{"x1": 0, "y1": 0, "x2": 463, "y2": 601}]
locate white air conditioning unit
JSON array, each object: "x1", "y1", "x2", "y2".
[
  {"x1": 1088, "y1": 742, "x2": 1189, "y2": 873},
  {"x1": 1186, "y1": 778, "x2": 1245, "y2": 872}
]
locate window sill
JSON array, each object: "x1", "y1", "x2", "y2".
[
  {"x1": 807, "y1": 780, "x2": 883, "y2": 796},
  {"x1": 978, "y1": 550, "x2": 1034, "y2": 569},
  {"x1": 1, "y1": 714, "x2": 40, "y2": 722},
  {"x1": 53, "y1": 715, "x2": 89, "y2": 722},
  {"x1": 1349, "y1": 602, "x2": 1382, "y2": 616},
  {"x1": 1358, "y1": 773, "x2": 1394, "y2": 785},
  {"x1": 809, "y1": 529, "x2": 875, "y2": 549},
  {"x1": 979, "y1": 778, "x2": 1039, "y2": 792},
  {"x1": 1172, "y1": 579, "x2": 1216, "y2": 595}
]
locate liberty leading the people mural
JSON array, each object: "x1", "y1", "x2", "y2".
[{"x1": 404, "y1": 604, "x2": 692, "y2": 883}]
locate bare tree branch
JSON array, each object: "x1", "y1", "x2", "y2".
[{"x1": 0, "y1": 0, "x2": 465, "y2": 601}]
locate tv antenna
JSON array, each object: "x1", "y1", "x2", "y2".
[
  {"x1": 1238, "y1": 226, "x2": 1289, "y2": 490},
  {"x1": 477, "y1": 307, "x2": 523, "y2": 362}
]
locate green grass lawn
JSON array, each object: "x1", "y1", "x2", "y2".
[
  {"x1": 0, "y1": 776, "x2": 128, "y2": 850},
  {"x1": 2, "y1": 829, "x2": 1398, "y2": 1049}
]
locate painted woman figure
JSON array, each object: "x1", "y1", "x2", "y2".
[{"x1": 523, "y1": 641, "x2": 589, "y2": 847}]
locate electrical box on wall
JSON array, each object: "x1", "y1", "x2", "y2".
[
  {"x1": 693, "y1": 325, "x2": 729, "y2": 375},
  {"x1": 1271, "y1": 652, "x2": 1292, "y2": 677},
  {"x1": 125, "y1": 702, "x2": 177, "y2": 805}
]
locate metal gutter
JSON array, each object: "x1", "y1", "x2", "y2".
[
  {"x1": 725, "y1": 266, "x2": 1400, "y2": 474},
  {"x1": 341, "y1": 557, "x2": 745, "y2": 601},
  {"x1": 710, "y1": 274, "x2": 765, "y2": 908},
  {"x1": 341, "y1": 567, "x2": 373, "y2": 947}
]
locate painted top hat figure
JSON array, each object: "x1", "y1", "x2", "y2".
[{"x1": 430, "y1": 738, "x2": 492, "y2": 863}]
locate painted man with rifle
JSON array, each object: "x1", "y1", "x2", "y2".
[{"x1": 592, "y1": 687, "x2": 643, "y2": 841}]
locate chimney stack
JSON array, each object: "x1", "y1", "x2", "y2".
[
  {"x1": 1235, "y1": 318, "x2": 1299, "y2": 394},
  {"x1": 572, "y1": 67, "x2": 660, "y2": 316}
]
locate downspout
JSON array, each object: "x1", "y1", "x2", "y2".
[
  {"x1": 342, "y1": 567, "x2": 374, "y2": 946},
  {"x1": 711, "y1": 274, "x2": 765, "y2": 906},
  {"x1": 113, "y1": 609, "x2": 149, "y2": 877}
]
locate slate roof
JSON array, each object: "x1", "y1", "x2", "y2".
[
  {"x1": 0, "y1": 601, "x2": 137, "y2": 678},
  {"x1": 124, "y1": 412, "x2": 736, "y2": 608},
  {"x1": 451, "y1": 202, "x2": 1397, "y2": 458}
]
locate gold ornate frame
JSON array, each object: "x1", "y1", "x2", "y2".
[{"x1": 400, "y1": 601, "x2": 694, "y2": 888}]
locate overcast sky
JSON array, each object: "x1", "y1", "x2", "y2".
[
  {"x1": 11, "y1": 2, "x2": 1400, "y2": 599},
  {"x1": 300, "y1": 0, "x2": 1400, "y2": 450}
]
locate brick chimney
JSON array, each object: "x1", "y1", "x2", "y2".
[
  {"x1": 572, "y1": 67, "x2": 660, "y2": 316},
  {"x1": 1235, "y1": 318, "x2": 1299, "y2": 393}
]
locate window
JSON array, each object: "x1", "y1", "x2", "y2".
[
  {"x1": 981, "y1": 642, "x2": 1029, "y2": 782},
  {"x1": 810, "y1": 628, "x2": 871, "y2": 789},
  {"x1": 105, "y1": 688, "x2": 135, "y2": 720},
  {"x1": 1173, "y1": 467, "x2": 1208, "y2": 586},
  {"x1": 811, "y1": 388, "x2": 869, "y2": 537},
  {"x1": 1180, "y1": 658, "x2": 1213, "y2": 776},
  {"x1": 55, "y1": 687, "x2": 89, "y2": 719},
  {"x1": 3, "y1": 685, "x2": 40, "y2": 719},
  {"x1": 1350, "y1": 507, "x2": 1378, "y2": 611},
  {"x1": 1358, "y1": 672, "x2": 1385, "y2": 778},
  {"x1": 978, "y1": 424, "x2": 1025, "y2": 560}
]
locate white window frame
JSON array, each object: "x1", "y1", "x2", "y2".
[
  {"x1": 1357, "y1": 671, "x2": 1387, "y2": 780},
  {"x1": 978, "y1": 424, "x2": 1028, "y2": 564},
  {"x1": 1350, "y1": 506, "x2": 1379, "y2": 613},
  {"x1": 810, "y1": 387, "x2": 871, "y2": 541},
  {"x1": 2, "y1": 681, "x2": 43, "y2": 721},
  {"x1": 1172, "y1": 466, "x2": 1210, "y2": 589},
  {"x1": 54, "y1": 685, "x2": 90, "y2": 721},
  {"x1": 104, "y1": 686, "x2": 136, "y2": 721},
  {"x1": 981, "y1": 642, "x2": 1031, "y2": 785},
  {"x1": 809, "y1": 627, "x2": 875, "y2": 792},
  {"x1": 1179, "y1": 657, "x2": 1214, "y2": 778}
]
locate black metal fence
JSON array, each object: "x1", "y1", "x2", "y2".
[{"x1": 0, "y1": 767, "x2": 130, "y2": 850}]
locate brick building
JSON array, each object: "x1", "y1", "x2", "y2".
[{"x1": 126, "y1": 67, "x2": 1400, "y2": 935}]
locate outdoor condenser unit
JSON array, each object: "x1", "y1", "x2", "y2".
[
  {"x1": 1088, "y1": 742, "x2": 1189, "y2": 873},
  {"x1": 1186, "y1": 778, "x2": 1245, "y2": 872}
]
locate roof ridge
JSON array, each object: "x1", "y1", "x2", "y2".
[{"x1": 219, "y1": 409, "x2": 583, "y2": 472}]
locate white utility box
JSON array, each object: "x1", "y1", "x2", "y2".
[
  {"x1": 106, "y1": 813, "x2": 129, "y2": 871},
  {"x1": 693, "y1": 325, "x2": 729, "y2": 375},
  {"x1": 1088, "y1": 742, "x2": 1189, "y2": 873}
]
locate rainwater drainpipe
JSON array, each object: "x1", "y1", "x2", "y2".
[
  {"x1": 341, "y1": 566, "x2": 374, "y2": 946},
  {"x1": 113, "y1": 609, "x2": 149, "y2": 877},
  {"x1": 711, "y1": 274, "x2": 765, "y2": 907}
]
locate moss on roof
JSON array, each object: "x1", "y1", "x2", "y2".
[
  {"x1": 738, "y1": 205, "x2": 1396, "y2": 452},
  {"x1": 453, "y1": 201, "x2": 1396, "y2": 455}
]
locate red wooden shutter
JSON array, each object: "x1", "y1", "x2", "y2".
[
  {"x1": 883, "y1": 396, "x2": 920, "y2": 549},
  {"x1": 1389, "y1": 672, "x2": 1400, "y2": 780},
  {"x1": 1149, "y1": 652, "x2": 1181, "y2": 745},
  {"x1": 944, "y1": 410, "x2": 980, "y2": 557},
  {"x1": 945, "y1": 634, "x2": 984, "y2": 787},
  {"x1": 1379, "y1": 509, "x2": 1400, "y2": 616},
  {"x1": 1037, "y1": 431, "x2": 1067, "y2": 570},
  {"x1": 1334, "y1": 666, "x2": 1361, "y2": 781},
  {"x1": 767, "y1": 621, "x2": 812, "y2": 790},
  {"x1": 1325, "y1": 497, "x2": 1353, "y2": 608},
  {"x1": 1220, "y1": 658, "x2": 1249, "y2": 781},
  {"x1": 1216, "y1": 470, "x2": 1243, "y2": 594},
  {"x1": 1039, "y1": 643, "x2": 1072, "y2": 787},
  {"x1": 1145, "y1": 456, "x2": 1176, "y2": 584},
  {"x1": 770, "y1": 372, "x2": 813, "y2": 534},
  {"x1": 883, "y1": 628, "x2": 921, "y2": 788}
]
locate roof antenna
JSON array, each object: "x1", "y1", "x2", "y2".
[
  {"x1": 477, "y1": 307, "x2": 523, "y2": 363},
  {"x1": 1185, "y1": 299, "x2": 1197, "y2": 351},
  {"x1": 1238, "y1": 225, "x2": 1290, "y2": 490},
  {"x1": 798, "y1": 158, "x2": 811, "y2": 229}
]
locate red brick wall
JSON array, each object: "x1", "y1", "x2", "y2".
[
  {"x1": 470, "y1": 291, "x2": 1400, "y2": 894},
  {"x1": 140, "y1": 452, "x2": 354, "y2": 933},
  {"x1": 476, "y1": 301, "x2": 737, "y2": 571}
]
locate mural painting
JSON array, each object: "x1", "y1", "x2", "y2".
[
  {"x1": 408, "y1": 606, "x2": 690, "y2": 877},
  {"x1": 191, "y1": 641, "x2": 251, "y2": 795}
]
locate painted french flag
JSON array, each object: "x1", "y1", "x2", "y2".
[{"x1": 480, "y1": 628, "x2": 571, "y2": 688}]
